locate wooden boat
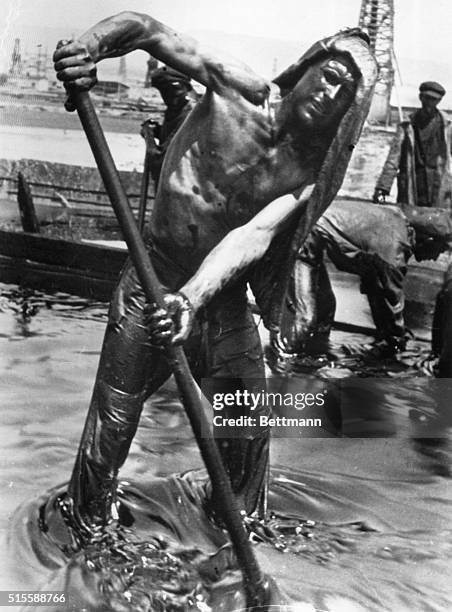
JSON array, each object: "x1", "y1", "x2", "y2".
[
  {"x1": 0, "y1": 228, "x2": 127, "y2": 301},
  {"x1": 0, "y1": 158, "x2": 137, "y2": 300},
  {"x1": 0, "y1": 231, "x2": 448, "y2": 339},
  {"x1": 0, "y1": 157, "x2": 148, "y2": 221},
  {"x1": 0, "y1": 158, "x2": 449, "y2": 337}
]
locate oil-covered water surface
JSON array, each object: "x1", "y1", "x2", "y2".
[{"x1": 1, "y1": 283, "x2": 452, "y2": 612}]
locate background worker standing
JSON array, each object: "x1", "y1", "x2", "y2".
[
  {"x1": 141, "y1": 65, "x2": 198, "y2": 186},
  {"x1": 373, "y1": 81, "x2": 452, "y2": 209}
]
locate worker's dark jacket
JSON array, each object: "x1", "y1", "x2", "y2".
[
  {"x1": 279, "y1": 200, "x2": 414, "y2": 353},
  {"x1": 376, "y1": 110, "x2": 452, "y2": 209}
]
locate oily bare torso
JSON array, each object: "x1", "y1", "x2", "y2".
[{"x1": 149, "y1": 89, "x2": 312, "y2": 274}]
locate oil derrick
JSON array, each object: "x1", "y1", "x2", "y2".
[
  {"x1": 9, "y1": 38, "x2": 22, "y2": 76},
  {"x1": 119, "y1": 56, "x2": 127, "y2": 83},
  {"x1": 359, "y1": 0, "x2": 395, "y2": 124}
]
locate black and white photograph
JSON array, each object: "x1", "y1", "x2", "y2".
[{"x1": 0, "y1": 1, "x2": 451, "y2": 610}]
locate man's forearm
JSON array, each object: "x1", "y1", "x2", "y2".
[
  {"x1": 180, "y1": 189, "x2": 314, "y2": 311},
  {"x1": 181, "y1": 226, "x2": 273, "y2": 311}
]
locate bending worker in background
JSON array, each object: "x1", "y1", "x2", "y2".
[
  {"x1": 53, "y1": 11, "x2": 377, "y2": 531},
  {"x1": 373, "y1": 81, "x2": 452, "y2": 209},
  {"x1": 269, "y1": 199, "x2": 452, "y2": 359}
]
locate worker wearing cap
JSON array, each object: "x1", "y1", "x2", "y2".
[
  {"x1": 373, "y1": 81, "x2": 452, "y2": 209},
  {"x1": 142, "y1": 65, "x2": 198, "y2": 185}
]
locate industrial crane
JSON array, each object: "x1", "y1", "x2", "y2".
[{"x1": 359, "y1": 0, "x2": 395, "y2": 124}]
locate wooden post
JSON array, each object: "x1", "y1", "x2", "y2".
[{"x1": 17, "y1": 171, "x2": 40, "y2": 233}]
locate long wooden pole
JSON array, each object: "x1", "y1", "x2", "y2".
[
  {"x1": 73, "y1": 91, "x2": 267, "y2": 609},
  {"x1": 137, "y1": 150, "x2": 151, "y2": 232}
]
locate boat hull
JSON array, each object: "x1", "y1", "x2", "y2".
[{"x1": 0, "y1": 229, "x2": 127, "y2": 301}]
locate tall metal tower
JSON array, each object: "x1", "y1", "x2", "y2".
[
  {"x1": 359, "y1": 0, "x2": 395, "y2": 124},
  {"x1": 9, "y1": 38, "x2": 22, "y2": 77},
  {"x1": 118, "y1": 56, "x2": 127, "y2": 83}
]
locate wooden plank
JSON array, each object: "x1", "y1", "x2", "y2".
[
  {"x1": 0, "y1": 158, "x2": 155, "y2": 212},
  {"x1": 0, "y1": 255, "x2": 118, "y2": 301},
  {"x1": 0, "y1": 159, "x2": 144, "y2": 194},
  {"x1": 17, "y1": 172, "x2": 40, "y2": 233},
  {"x1": 6, "y1": 185, "x2": 145, "y2": 209},
  {"x1": 0, "y1": 197, "x2": 119, "y2": 224},
  {"x1": 0, "y1": 229, "x2": 127, "y2": 275}
]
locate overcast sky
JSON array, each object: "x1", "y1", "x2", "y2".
[{"x1": 1, "y1": 0, "x2": 452, "y2": 106}]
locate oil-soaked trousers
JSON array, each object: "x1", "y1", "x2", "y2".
[
  {"x1": 70, "y1": 243, "x2": 269, "y2": 526},
  {"x1": 279, "y1": 201, "x2": 413, "y2": 354}
]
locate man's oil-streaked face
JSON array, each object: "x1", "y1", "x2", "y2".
[{"x1": 290, "y1": 55, "x2": 356, "y2": 131}]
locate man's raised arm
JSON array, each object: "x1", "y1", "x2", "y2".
[
  {"x1": 53, "y1": 12, "x2": 269, "y2": 105},
  {"x1": 181, "y1": 186, "x2": 315, "y2": 312},
  {"x1": 146, "y1": 187, "x2": 314, "y2": 346}
]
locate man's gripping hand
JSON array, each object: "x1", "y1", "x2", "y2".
[
  {"x1": 53, "y1": 40, "x2": 97, "y2": 111},
  {"x1": 145, "y1": 292, "x2": 193, "y2": 347}
]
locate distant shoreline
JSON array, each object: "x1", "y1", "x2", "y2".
[{"x1": 0, "y1": 95, "x2": 163, "y2": 135}]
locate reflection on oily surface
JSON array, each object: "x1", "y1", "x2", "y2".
[
  {"x1": 1, "y1": 284, "x2": 452, "y2": 611},
  {"x1": 411, "y1": 437, "x2": 452, "y2": 478}
]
